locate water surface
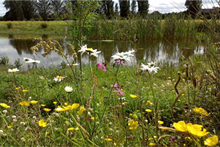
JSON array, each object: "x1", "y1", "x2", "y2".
[{"x1": 0, "y1": 37, "x2": 204, "y2": 69}]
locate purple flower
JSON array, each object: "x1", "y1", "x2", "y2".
[
  {"x1": 115, "y1": 59, "x2": 125, "y2": 65},
  {"x1": 97, "y1": 62, "x2": 106, "y2": 72},
  {"x1": 114, "y1": 88, "x2": 125, "y2": 96},
  {"x1": 111, "y1": 83, "x2": 119, "y2": 88},
  {"x1": 97, "y1": 62, "x2": 102, "y2": 69}
]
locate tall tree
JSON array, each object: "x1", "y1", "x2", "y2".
[
  {"x1": 51, "y1": 0, "x2": 66, "y2": 18},
  {"x1": 37, "y1": 0, "x2": 51, "y2": 20},
  {"x1": 137, "y1": 0, "x2": 149, "y2": 18},
  {"x1": 131, "y1": 0, "x2": 137, "y2": 14},
  {"x1": 115, "y1": 3, "x2": 119, "y2": 14},
  {"x1": 119, "y1": 0, "x2": 129, "y2": 18},
  {"x1": 3, "y1": 0, "x2": 36, "y2": 20},
  {"x1": 99, "y1": 0, "x2": 114, "y2": 18},
  {"x1": 185, "y1": 0, "x2": 202, "y2": 18},
  {"x1": 22, "y1": 1, "x2": 37, "y2": 20}
]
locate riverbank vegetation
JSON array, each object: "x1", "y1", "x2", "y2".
[{"x1": 0, "y1": 17, "x2": 217, "y2": 41}]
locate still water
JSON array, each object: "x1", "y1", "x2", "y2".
[{"x1": 0, "y1": 37, "x2": 204, "y2": 69}]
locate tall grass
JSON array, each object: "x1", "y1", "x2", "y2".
[{"x1": 0, "y1": 16, "x2": 206, "y2": 41}]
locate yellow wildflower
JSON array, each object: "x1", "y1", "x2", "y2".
[
  {"x1": 0, "y1": 103, "x2": 10, "y2": 109},
  {"x1": 173, "y1": 121, "x2": 188, "y2": 132},
  {"x1": 204, "y1": 135, "x2": 219, "y2": 146},
  {"x1": 19, "y1": 101, "x2": 30, "y2": 107},
  {"x1": 149, "y1": 143, "x2": 156, "y2": 146},
  {"x1": 16, "y1": 87, "x2": 20, "y2": 90},
  {"x1": 146, "y1": 100, "x2": 151, "y2": 105},
  {"x1": 75, "y1": 127, "x2": 79, "y2": 131},
  {"x1": 187, "y1": 123, "x2": 209, "y2": 138},
  {"x1": 39, "y1": 120, "x2": 47, "y2": 127},
  {"x1": 64, "y1": 102, "x2": 68, "y2": 106},
  {"x1": 43, "y1": 108, "x2": 51, "y2": 112},
  {"x1": 91, "y1": 117, "x2": 95, "y2": 120},
  {"x1": 130, "y1": 94, "x2": 137, "y2": 99},
  {"x1": 146, "y1": 109, "x2": 152, "y2": 113},
  {"x1": 77, "y1": 106, "x2": 86, "y2": 115},
  {"x1": 105, "y1": 138, "x2": 113, "y2": 142},
  {"x1": 53, "y1": 102, "x2": 57, "y2": 105},
  {"x1": 148, "y1": 138, "x2": 153, "y2": 141},
  {"x1": 55, "y1": 103, "x2": 80, "y2": 112},
  {"x1": 158, "y1": 121, "x2": 164, "y2": 125},
  {"x1": 128, "y1": 119, "x2": 138, "y2": 130},
  {"x1": 7, "y1": 126, "x2": 13, "y2": 129},
  {"x1": 30, "y1": 100, "x2": 38, "y2": 104},
  {"x1": 41, "y1": 104, "x2": 46, "y2": 107},
  {"x1": 67, "y1": 127, "x2": 75, "y2": 131},
  {"x1": 22, "y1": 89, "x2": 28, "y2": 93},
  {"x1": 193, "y1": 107, "x2": 210, "y2": 116}
]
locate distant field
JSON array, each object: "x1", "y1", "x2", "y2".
[
  {"x1": 0, "y1": 21, "x2": 69, "y2": 37},
  {"x1": 0, "y1": 19, "x2": 214, "y2": 40}
]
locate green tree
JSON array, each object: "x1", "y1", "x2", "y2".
[
  {"x1": 131, "y1": 0, "x2": 137, "y2": 14},
  {"x1": 119, "y1": 0, "x2": 130, "y2": 18},
  {"x1": 51, "y1": 0, "x2": 66, "y2": 19},
  {"x1": 115, "y1": 3, "x2": 119, "y2": 14},
  {"x1": 185, "y1": 0, "x2": 202, "y2": 18},
  {"x1": 22, "y1": 1, "x2": 36, "y2": 20},
  {"x1": 37, "y1": 0, "x2": 51, "y2": 20},
  {"x1": 137, "y1": 0, "x2": 149, "y2": 18},
  {"x1": 3, "y1": 0, "x2": 36, "y2": 20}
]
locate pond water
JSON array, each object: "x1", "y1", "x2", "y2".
[{"x1": 0, "y1": 36, "x2": 205, "y2": 69}]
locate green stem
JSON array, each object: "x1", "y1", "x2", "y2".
[
  {"x1": 60, "y1": 132, "x2": 81, "y2": 146},
  {"x1": 148, "y1": 73, "x2": 159, "y2": 139}
]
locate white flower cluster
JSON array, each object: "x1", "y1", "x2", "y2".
[
  {"x1": 78, "y1": 45, "x2": 101, "y2": 58},
  {"x1": 140, "y1": 62, "x2": 159, "y2": 73},
  {"x1": 111, "y1": 49, "x2": 136, "y2": 62}
]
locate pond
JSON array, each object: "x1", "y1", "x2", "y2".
[{"x1": 0, "y1": 36, "x2": 205, "y2": 69}]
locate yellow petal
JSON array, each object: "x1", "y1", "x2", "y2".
[{"x1": 204, "y1": 135, "x2": 219, "y2": 146}]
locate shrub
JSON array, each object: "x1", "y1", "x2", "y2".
[
  {"x1": 0, "y1": 57, "x2": 9, "y2": 65},
  {"x1": 41, "y1": 23, "x2": 48, "y2": 29},
  {"x1": 14, "y1": 58, "x2": 22, "y2": 69},
  {"x1": 6, "y1": 22, "x2": 13, "y2": 29}
]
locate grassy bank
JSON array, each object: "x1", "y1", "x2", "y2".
[
  {"x1": 0, "y1": 18, "x2": 215, "y2": 40},
  {"x1": 0, "y1": 38, "x2": 219, "y2": 146},
  {"x1": 0, "y1": 21, "x2": 68, "y2": 37}
]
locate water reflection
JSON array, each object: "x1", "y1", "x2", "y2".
[{"x1": 0, "y1": 37, "x2": 203, "y2": 69}]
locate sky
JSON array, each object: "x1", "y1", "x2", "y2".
[{"x1": 0, "y1": 0, "x2": 218, "y2": 17}]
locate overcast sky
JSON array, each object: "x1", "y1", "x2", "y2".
[{"x1": 0, "y1": 0, "x2": 218, "y2": 17}]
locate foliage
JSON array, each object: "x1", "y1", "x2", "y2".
[
  {"x1": 0, "y1": 57, "x2": 9, "y2": 65},
  {"x1": 40, "y1": 23, "x2": 48, "y2": 29},
  {"x1": 0, "y1": 34, "x2": 219, "y2": 146},
  {"x1": 6, "y1": 22, "x2": 12, "y2": 29},
  {"x1": 14, "y1": 59, "x2": 22, "y2": 69}
]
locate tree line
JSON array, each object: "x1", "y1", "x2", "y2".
[{"x1": 3, "y1": 0, "x2": 149, "y2": 21}]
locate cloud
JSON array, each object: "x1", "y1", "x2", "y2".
[{"x1": 0, "y1": 1, "x2": 7, "y2": 17}]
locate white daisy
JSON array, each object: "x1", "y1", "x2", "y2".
[
  {"x1": 53, "y1": 76, "x2": 65, "y2": 82},
  {"x1": 8, "y1": 68, "x2": 19, "y2": 73},
  {"x1": 78, "y1": 45, "x2": 87, "y2": 55},
  {"x1": 65, "y1": 86, "x2": 73, "y2": 93}
]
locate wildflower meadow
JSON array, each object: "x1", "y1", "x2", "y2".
[{"x1": 0, "y1": 38, "x2": 219, "y2": 146}]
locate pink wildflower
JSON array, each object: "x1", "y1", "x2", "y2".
[
  {"x1": 111, "y1": 83, "x2": 119, "y2": 88},
  {"x1": 97, "y1": 62, "x2": 106, "y2": 72},
  {"x1": 114, "y1": 88, "x2": 125, "y2": 96},
  {"x1": 97, "y1": 62, "x2": 102, "y2": 69},
  {"x1": 115, "y1": 59, "x2": 125, "y2": 65}
]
